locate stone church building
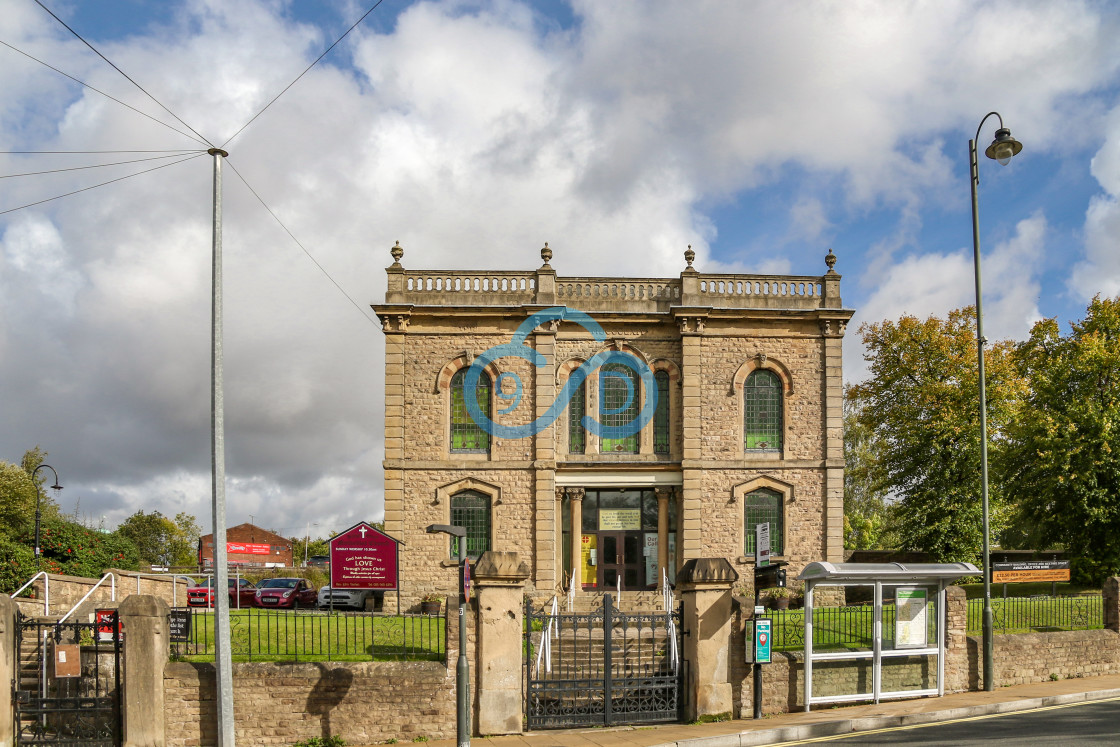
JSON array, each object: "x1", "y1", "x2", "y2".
[{"x1": 374, "y1": 243, "x2": 852, "y2": 604}]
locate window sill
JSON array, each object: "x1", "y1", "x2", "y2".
[{"x1": 736, "y1": 556, "x2": 786, "y2": 565}]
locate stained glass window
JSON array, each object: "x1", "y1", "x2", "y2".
[
  {"x1": 744, "y1": 370, "x2": 782, "y2": 452},
  {"x1": 450, "y1": 490, "x2": 490, "y2": 560},
  {"x1": 743, "y1": 489, "x2": 783, "y2": 556},
  {"x1": 450, "y1": 369, "x2": 490, "y2": 453},
  {"x1": 600, "y1": 363, "x2": 638, "y2": 453},
  {"x1": 654, "y1": 371, "x2": 670, "y2": 454}
]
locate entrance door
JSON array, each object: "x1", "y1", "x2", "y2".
[{"x1": 598, "y1": 532, "x2": 643, "y2": 589}]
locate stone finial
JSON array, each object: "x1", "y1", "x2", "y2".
[
  {"x1": 825, "y1": 247, "x2": 837, "y2": 273},
  {"x1": 390, "y1": 241, "x2": 404, "y2": 267},
  {"x1": 684, "y1": 244, "x2": 696, "y2": 271},
  {"x1": 540, "y1": 242, "x2": 553, "y2": 268}
]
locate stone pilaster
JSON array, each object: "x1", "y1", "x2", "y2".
[
  {"x1": 678, "y1": 558, "x2": 738, "y2": 721},
  {"x1": 533, "y1": 322, "x2": 557, "y2": 590},
  {"x1": 943, "y1": 585, "x2": 969, "y2": 693},
  {"x1": 473, "y1": 552, "x2": 532, "y2": 735},
  {"x1": 120, "y1": 595, "x2": 169, "y2": 747},
  {"x1": 1104, "y1": 577, "x2": 1120, "y2": 633},
  {"x1": 822, "y1": 323, "x2": 845, "y2": 562},
  {"x1": 383, "y1": 327, "x2": 406, "y2": 539},
  {"x1": 0, "y1": 594, "x2": 14, "y2": 747},
  {"x1": 680, "y1": 330, "x2": 703, "y2": 561}
]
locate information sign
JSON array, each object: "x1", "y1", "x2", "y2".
[
  {"x1": 169, "y1": 608, "x2": 191, "y2": 643},
  {"x1": 329, "y1": 522, "x2": 400, "y2": 590},
  {"x1": 580, "y1": 534, "x2": 597, "y2": 587},
  {"x1": 991, "y1": 560, "x2": 1070, "y2": 583},
  {"x1": 599, "y1": 509, "x2": 641, "y2": 531},
  {"x1": 754, "y1": 618, "x2": 772, "y2": 663},
  {"x1": 894, "y1": 587, "x2": 928, "y2": 648},
  {"x1": 756, "y1": 523, "x2": 770, "y2": 568}
]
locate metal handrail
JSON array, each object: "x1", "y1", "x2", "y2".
[
  {"x1": 533, "y1": 597, "x2": 559, "y2": 675},
  {"x1": 57, "y1": 572, "x2": 116, "y2": 625},
  {"x1": 10, "y1": 571, "x2": 50, "y2": 615},
  {"x1": 567, "y1": 569, "x2": 577, "y2": 612}
]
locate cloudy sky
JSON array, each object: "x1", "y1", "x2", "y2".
[{"x1": 2, "y1": 0, "x2": 1118, "y2": 540}]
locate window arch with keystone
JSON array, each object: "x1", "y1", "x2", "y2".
[
  {"x1": 732, "y1": 356, "x2": 793, "y2": 457},
  {"x1": 732, "y1": 477, "x2": 792, "y2": 561}
]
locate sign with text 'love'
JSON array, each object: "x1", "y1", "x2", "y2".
[{"x1": 329, "y1": 522, "x2": 400, "y2": 590}]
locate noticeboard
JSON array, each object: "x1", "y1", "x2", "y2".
[
  {"x1": 599, "y1": 509, "x2": 641, "y2": 531},
  {"x1": 329, "y1": 522, "x2": 400, "y2": 590},
  {"x1": 169, "y1": 608, "x2": 191, "y2": 643},
  {"x1": 894, "y1": 587, "x2": 928, "y2": 648},
  {"x1": 992, "y1": 560, "x2": 1070, "y2": 583}
]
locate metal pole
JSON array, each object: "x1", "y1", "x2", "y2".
[
  {"x1": 31, "y1": 464, "x2": 61, "y2": 571},
  {"x1": 208, "y1": 146, "x2": 236, "y2": 745},
  {"x1": 456, "y1": 536, "x2": 470, "y2": 746},
  {"x1": 969, "y1": 134, "x2": 995, "y2": 693}
]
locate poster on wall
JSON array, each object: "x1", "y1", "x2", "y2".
[
  {"x1": 894, "y1": 587, "x2": 928, "y2": 648},
  {"x1": 581, "y1": 534, "x2": 597, "y2": 587},
  {"x1": 644, "y1": 532, "x2": 658, "y2": 586}
]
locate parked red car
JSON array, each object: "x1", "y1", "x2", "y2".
[
  {"x1": 254, "y1": 577, "x2": 317, "y2": 609},
  {"x1": 186, "y1": 577, "x2": 257, "y2": 608}
]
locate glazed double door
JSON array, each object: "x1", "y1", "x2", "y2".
[{"x1": 597, "y1": 531, "x2": 643, "y2": 589}]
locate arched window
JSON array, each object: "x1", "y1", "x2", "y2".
[
  {"x1": 600, "y1": 363, "x2": 639, "y2": 453},
  {"x1": 653, "y1": 370, "x2": 670, "y2": 454},
  {"x1": 450, "y1": 490, "x2": 491, "y2": 560},
  {"x1": 450, "y1": 369, "x2": 490, "y2": 453},
  {"x1": 744, "y1": 370, "x2": 782, "y2": 452},
  {"x1": 568, "y1": 380, "x2": 586, "y2": 454},
  {"x1": 743, "y1": 488, "x2": 783, "y2": 556}
]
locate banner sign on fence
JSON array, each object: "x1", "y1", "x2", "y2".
[
  {"x1": 227, "y1": 542, "x2": 270, "y2": 555},
  {"x1": 169, "y1": 608, "x2": 191, "y2": 643},
  {"x1": 991, "y1": 560, "x2": 1070, "y2": 583},
  {"x1": 894, "y1": 587, "x2": 928, "y2": 648},
  {"x1": 330, "y1": 522, "x2": 400, "y2": 590}
]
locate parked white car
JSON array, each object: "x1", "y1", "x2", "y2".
[{"x1": 317, "y1": 586, "x2": 378, "y2": 610}]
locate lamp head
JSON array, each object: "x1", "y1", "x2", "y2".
[{"x1": 984, "y1": 128, "x2": 1023, "y2": 165}]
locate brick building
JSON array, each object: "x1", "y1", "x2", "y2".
[
  {"x1": 374, "y1": 244, "x2": 852, "y2": 603},
  {"x1": 198, "y1": 522, "x2": 293, "y2": 568}
]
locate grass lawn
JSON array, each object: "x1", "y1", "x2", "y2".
[{"x1": 173, "y1": 609, "x2": 446, "y2": 663}]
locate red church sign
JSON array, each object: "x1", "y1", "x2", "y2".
[{"x1": 329, "y1": 522, "x2": 400, "y2": 591}]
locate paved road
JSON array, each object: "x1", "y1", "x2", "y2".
[{"x1": 782, "y1": 696, "x2": 1120, "y2": 746}]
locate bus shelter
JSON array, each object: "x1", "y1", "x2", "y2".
[{"x1": 798, "y1": 561, "x2": 979, "y2": 710}]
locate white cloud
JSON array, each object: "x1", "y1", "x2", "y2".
[
  {"x1": 1071, "y1": 104, "x2": 1120, "y2": 298},
  {"x1": 0, "y1": 0, "x2": 1116, "y2": 536}
]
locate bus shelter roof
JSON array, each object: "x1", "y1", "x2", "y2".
[{"x1": 798, "y1": 561, "x2": 980, "y2": 584}]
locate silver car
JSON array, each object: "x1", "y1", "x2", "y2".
[{"x1": 317, "y1": 586, "x2": 375, "y2": 610}]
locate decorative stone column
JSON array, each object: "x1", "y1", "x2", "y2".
[
  {"x1": 0, "y1": 594, "x2": 15, "y2": 747},
  {"x1": 119, "y1": 594, "x2": 169, "y2": 747},
  {"x1": 1103, "y1": 577, "x2": 1120, "y2": 633},
  {"x1": 566, "y1": 488, "x2": 584, "y2": 593},
  {"x1": 473, "y1": 551, "x2": 532, "y2": 735},
  {"x1": 656, "y1": 487, "x2": 672, "y2": 589},
  {"x1": 678, "y1": 558, "x2": 738, "y2": 721}
]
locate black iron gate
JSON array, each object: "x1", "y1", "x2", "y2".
[
  {"x1": 13, "y1": 611, "x2": 122, "y2": 746},
  {"x1": 524, "y1": 594, "x2": 684, "y2": 729}
]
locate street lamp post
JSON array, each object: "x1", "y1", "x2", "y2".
[
  {"x1": 31, "y1": 464, "x2": 63, "y2": 571},
  {"x1": 969, "y1": 112, "x2": 1023, "y2": 693},
  {"x1": 426, "y1": 523, "x2": 469, "y2": 747}
]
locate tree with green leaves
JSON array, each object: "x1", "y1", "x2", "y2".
[
  {"x1": 117, "y1": 509, "x2": 201, "y2": 567},
  {"x1": 843, "y1": 392, "x2": 896, "y2": 550},
  {"x1": 847, "y1": 307, "x2": 1025, "y2": 564},
  {"x1": 1002, "y1": 295, "x2": 1120, "y2": 583}
]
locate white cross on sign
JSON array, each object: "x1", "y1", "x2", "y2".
[{"x1": 358, "y1": 526, "x2": 368, "y2": 538}]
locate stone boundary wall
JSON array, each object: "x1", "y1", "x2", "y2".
[
  {"x1": 724, "y1": 581, "x2": 1120, "y2": 717},
  {"x1": 164, "y1": 660, "x2": 458, "y2": 746},
  {"x1": 162, "y1": 594, "x2": 474, "y2": 745},
  {"x1": 16, "y1": 570, "x2": 190, "y2": 617}
]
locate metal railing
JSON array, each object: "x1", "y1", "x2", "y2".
[
  {"x1": 9, "y1": 572, "x2": 50, "y2": 616},
  {"x1": 58, "y1": 572, "x2": 116, "y2": 624},
  {"x1": 967, "y1": 595, "x2": 1103, "y2": 634},
  {"x1": 172, "y1": 607, "x2": 446, "y2": 662}
]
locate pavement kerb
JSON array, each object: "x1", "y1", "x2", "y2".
[{"x1": 649, "y1": 687, "x2": 1120, "y2": 747}]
